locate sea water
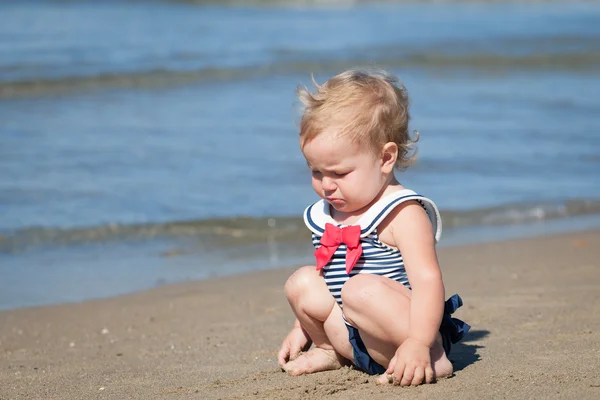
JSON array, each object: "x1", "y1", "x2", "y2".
[{"x1": 1, "y1": 0, "x2": 599, "y2": 309}]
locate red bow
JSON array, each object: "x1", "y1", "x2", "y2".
[{"x1": 315, "y1": 223, "x2": 363, "y2": 274}]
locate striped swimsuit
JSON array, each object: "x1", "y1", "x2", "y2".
[{"x1": 303, "y1": 189, "x2": 442, "y2": 309}]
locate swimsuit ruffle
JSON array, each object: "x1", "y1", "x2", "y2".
[{"x1": 440, "y1": 294, "x2": 471, "y2": 354}]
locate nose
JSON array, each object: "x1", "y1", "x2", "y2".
[{"x1": 321, "y1": 176, "x2": 337, "y2": 192}]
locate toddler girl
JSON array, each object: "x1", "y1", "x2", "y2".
[{"x1": 277, "y1": 69, "x2": 469, "y2": 386}]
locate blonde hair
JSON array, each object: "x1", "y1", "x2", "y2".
[{"x1": 297, "y1": 69, "x2": 418, "y2": 170}]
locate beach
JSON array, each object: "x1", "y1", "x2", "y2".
[
  {"x1": 1, "y1": 229, "x2": 599, "y2": 399},
  {"x1": 1, "y1": 2, "x2": 600, "y2": 398},
  {"x1": 2, "y1": 1, "x2": 600, "y2": 310}
]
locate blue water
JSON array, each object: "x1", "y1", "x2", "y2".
[{"x1": 1, "y1": 1, "x2": 599, "y2": 310}]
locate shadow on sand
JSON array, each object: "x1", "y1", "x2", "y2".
[{"x1": 451, "y1": 329, "x2": 489, "y2": 372}]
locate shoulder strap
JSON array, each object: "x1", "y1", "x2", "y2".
[{"x1": 356, "y1": 189, "x2": 442, "y2": 242}]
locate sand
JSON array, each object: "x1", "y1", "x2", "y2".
[{"x1": 1, "y1": 229, "x2": 600, "y2": 399}]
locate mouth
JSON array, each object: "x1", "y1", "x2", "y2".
[{"x1": 326, "y1": 198, "x2": 344, "y2": 204}]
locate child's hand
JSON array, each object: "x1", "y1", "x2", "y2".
[
  {"x1": 379, "y1": 338, "x2": 434, "y2": 386},
  {"x1": 277, "y1": 325, "x2": 312, "y2": 368}
]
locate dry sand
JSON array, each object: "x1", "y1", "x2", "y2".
[{"x1": 1, "y1": 230, "x2": 600, "y2": 399}]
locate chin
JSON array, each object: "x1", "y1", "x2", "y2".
[
  {"x1": 328, "y1": 202, "x2": 345, "y2": 211},
  {"x1": 331, "y1": 203, "x2": 357, "y2": 213}
]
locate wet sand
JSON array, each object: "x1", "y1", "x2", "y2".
[{"x1": 1, "y1": 229, "x2": 600, "y2": 399}]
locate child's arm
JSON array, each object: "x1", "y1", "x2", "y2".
[
  {"x1": 277, "y1": 319, "x2": 312, "y2": 368},
  {"x1": 387, "y1": 201, "x2": 445, "y2": 385}
]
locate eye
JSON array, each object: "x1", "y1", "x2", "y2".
[
  {"x1": 311, "y1": 169, "x2": 322, "y2": 177},
  {"x1": 333, "y1": 171, "x2": 349, "y2": 178}
]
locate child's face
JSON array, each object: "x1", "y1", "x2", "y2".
[{"x1": 302, "y1": 130, "x2": 388, "y2": 215}]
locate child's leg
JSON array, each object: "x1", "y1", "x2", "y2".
[
  {"x1": 341, "y1": 274, "x2": 453, "y2": 380},
  {"x1": 282, "y1": 266, "x2": 354, "y2": 376}
]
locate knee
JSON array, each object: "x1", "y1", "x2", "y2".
[
  {"x1": 341, "y1": 274, "x2": 385, "y2": 315},
  {"x1": 284, "y1": 266, "x2": 319, "y2": 302}
]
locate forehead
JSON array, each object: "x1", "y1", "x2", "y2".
[{"x1": 302, "y1": 131, "x2": 365, "y2": 166}]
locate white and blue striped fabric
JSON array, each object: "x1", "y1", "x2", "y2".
[{"x1": 303, "y1": 189, "x2": 442, "y2": 309}]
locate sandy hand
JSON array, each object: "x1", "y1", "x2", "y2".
[
  {"x1": 277, "y1": 326, "x2": 312, "y2": 368},
  {"x1": 376, "y1": 338, "x2": 434, "y2": 386},
  {"x1": 376, "y1": 338, "x2": 453, "y2": 386}
]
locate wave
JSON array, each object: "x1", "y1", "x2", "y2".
[
  {"x1": 2, "y1": 49, "x2": 600, "y2": 99},
  {"x1": 2, "y1": 198, "x2": 600, "y2": 254}
]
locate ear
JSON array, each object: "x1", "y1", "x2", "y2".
[{"x1": 380, "y1": 142, "x2": 398, "y2": 173}]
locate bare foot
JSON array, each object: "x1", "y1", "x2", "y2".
[
  {"x1": 282, "y1": 347, "x2": 345, "y2": 376},
  {"x1": 431, "y1": 344, "x2": 453, "y2": 380}
]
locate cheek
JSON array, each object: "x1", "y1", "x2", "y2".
[
  {"x1": 350, "y1": 170, "x2": 379, "y2": 196},
  {"x1": 311, "y1": 177, "x2": 321, "y2": 191}
]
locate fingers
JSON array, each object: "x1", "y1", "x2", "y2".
[
  {"x1": 376, "y1": 371, "x2": 395, "y2": 385},
  {"x1": 425, "y1": 366, "x2": 435, "y2": 384},
  {"x1": 385, "y1": 355, "x2": 397, "y2": 374},
  {"x1": 378, "y1": 364, "x2": 430, "y2": 386},
  {"x1": 277, "y1": 344, "x2": 290, "y2": 367},
  {"x1": 379, "y1": 365, "x2": 433, "y2": 386},
  {"x1": 398, "y1": 363, "x2": 413, "y2": 386},
  {"x1": 392, "y1": 361, "x2": 406, "y2": 386},
  {"x1": 410, "y1": 366, "x2": 425, "y2": 386},
  {"x1": 376, "y1": 354, "x2": 397, "y2": 385}
]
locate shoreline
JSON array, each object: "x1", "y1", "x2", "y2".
[
  {"x1": 3, "y1": 215, "x2": 600, "y2": 312},
  {"x1": 1, "y1": 229, "x2": 600, "y2": 399}
]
